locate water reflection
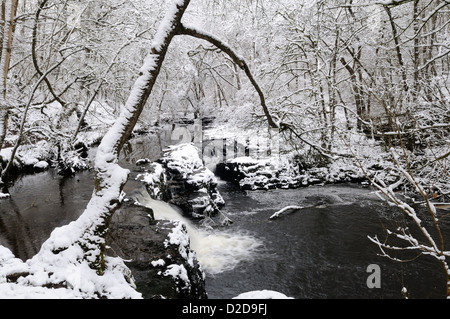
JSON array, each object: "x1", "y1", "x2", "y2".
[
  {"x1": 0, "y1": 198, "x2": 39, "y2": 261},
  {"x1": 0, "y1": 170, "x2": 94, "y2": 261}
]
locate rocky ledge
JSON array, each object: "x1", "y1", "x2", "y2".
[
  {"x1": 135, "y1": 143, "x2": 230, "y2": 225},
  {"x1": 215, "y1": 156, "x2": 369, "y2": 190},
  {"x1": 107, "y1": 200, "x2": 207, "y2": 299}
]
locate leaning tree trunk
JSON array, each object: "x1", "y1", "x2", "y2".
[
  {"x1": 32, "y1": 0, "x2": 192, "y2": 278},
  {"x1": 29, "y1": 0, "x2": 279, "y2": 294}
]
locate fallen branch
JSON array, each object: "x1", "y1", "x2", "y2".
[{"x1": 269, "y1": 205, "x2": 305, "y2": 220}]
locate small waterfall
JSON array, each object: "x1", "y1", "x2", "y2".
[{"x1": 130, "y1": 187, "x2": 262, "y2": 275}]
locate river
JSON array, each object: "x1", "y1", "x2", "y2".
[
  {"x1": 206, "y1": 182, "x2": 447, "y2": 299},
  {"x1": 0, "y1": 131, "x2": 448, "y2": 299}
]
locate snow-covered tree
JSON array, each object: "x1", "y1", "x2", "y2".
[{"x1": 0, "y1": 0, "x2": 282, "y2": 297}]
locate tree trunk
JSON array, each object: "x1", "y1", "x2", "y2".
[
  {"x1": 341, "y1": 57, "x2": 364, "y2": 131},
  {"x1": 0, "y1": 0, "x2": 16, "y2": 150},
  {"x1": 384, "y1": 5, "x2": 409, "y2": 97},
  {"x1": 0, "y1": 106, "x2": 6, "y2": 149},
  {"x1": 36, "y1": 0, "x2": 192, "y2": 276},
  {"x1": 2, "y1": 0, "x2": 17, "y2": 87}
]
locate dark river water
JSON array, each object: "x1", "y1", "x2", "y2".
[
  {"x1": 0, "y1": 132, "x2": 448, "y2": 299},
  {"x1": 207, "y1": 182, "x2": 448, "y2": 299}
]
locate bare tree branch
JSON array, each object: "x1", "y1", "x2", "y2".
[
  {"x1": 31, "y1": 0, "x2": 67, "y2": 108},
  {"x1": 178, "y1": 24, "x2": 279, "y2": 129},
  {"x1": 1, "y1": 48, "x2": 85, "y2": 179}
]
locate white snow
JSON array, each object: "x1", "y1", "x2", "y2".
[
  {"x1": 233, "y1": 290, "x2": 294, "y2": 299},
  {"x1": 269, "y1": 206, "x2": 304, "y2": 220},
  {"x1": 163, "y1": 264, "x2": 190, "y2": 289},
  {"x1": 0, "y1": 283, "x2": 77, "y2": 299},
  {"x1": 136, "y1": 162, "x2": 166, "y2": 198},
  {"x1": 34, "y1": 161, "x2": 49, "y2": 170},
  {"x1": 151, "y1": 0, "x2": 183, "y2": 51},
  {"x1": 0, "y1": 237, "x2": 141, "y2": 299},
  {"x1": 0, "y1": 246, "x2": 73, "y2": 299},
  {"x1": 151, "y1": 259, "x2": 166, "y2": 267},
  {"x1": 163, "y1": 143, "x2": 204, "y2": 177},
  {"x1": 165, "y1": 220, "x2": 194, "y2": 267}
]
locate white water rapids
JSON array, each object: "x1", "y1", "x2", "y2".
[{"x1": 131, "y1": 188, "x2": 262, "y2": 275}]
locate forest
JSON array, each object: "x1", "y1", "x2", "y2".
[{"x1": 0, "y1": 0, "x2": 449, "y2": 299}]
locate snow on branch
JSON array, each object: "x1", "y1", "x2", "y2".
[
  {"x1": 375, "y1": 0, "x2": 415, "y2": 6},
  {"x1": 269, "y1": 206, "x2": 304, "y2": 220},
  {"x1": 348, "y1": 131, "x2": 450, "y2": 293},
  {"x1": 177, "y1": 24, "x2": 279, "y2": 129},
  {"x1": 367, "y1": 165, "x2": 449, "y2": 281}
]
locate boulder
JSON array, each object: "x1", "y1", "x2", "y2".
[
  {"x1": 107, "y1": 200, "x2": 207, "y2": 299},
  {"x1": 216, "y1": 155, "x2": 369, "y2": 190},
  {"x1": 136, "y1": 143, "x2": 229, "y2": 224}
]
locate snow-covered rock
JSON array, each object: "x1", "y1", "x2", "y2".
[
  {"x1": 137, "y1": 143, "x2": 227, "y2": 223},
  {"x1": 233, "y1": 290, "x2": 294, "y2": 299},
  {"x1": 106, "y1": 200, "x2": 207, "y2": 299},
  {"x1": 33, "y1": 160, "x2": 49, "y2": 171},
  {"x1": 216, "y1": 154, "x2": 371, "y2": 191},
  {"x1": 0, "y1": 242, "x2": 139, "y2": 299}
]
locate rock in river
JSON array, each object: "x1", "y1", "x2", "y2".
[
  {"x1": 136, "y1": 143, "x2": 229, "y2": 224},
  {"x1": 107, "y1": 200, "x2": 207, "y2": 299}
]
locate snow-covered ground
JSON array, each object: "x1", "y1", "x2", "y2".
[{"x1": 233, "y1": 290, "x2": 293, "y2": 299}]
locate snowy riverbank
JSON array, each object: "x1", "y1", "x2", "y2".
[{"x1": 0, "y1": 139, "x2": 294, "y2": 299}]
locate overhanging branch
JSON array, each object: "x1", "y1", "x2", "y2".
[{"x1": 178, "y1": 24, "x2": 279, "y2": 129}]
